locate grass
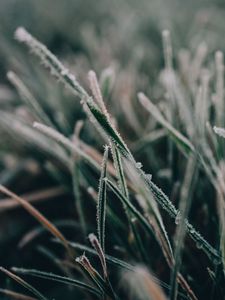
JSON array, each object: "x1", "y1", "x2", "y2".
[{"x1": 0, "y1": 1, "x2": 225, "y2": 299}]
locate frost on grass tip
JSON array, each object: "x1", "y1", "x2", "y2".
[
  {"x1": 14, "y1": 27, "x2": 31, "y2": 42},
  {"x1": 14, "y1": 27, "x2": 87, "y2": 98},
  {"x1": 213, "y1": 126, "x2": 225, "y2": 138}
]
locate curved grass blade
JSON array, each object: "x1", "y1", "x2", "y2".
[
  {"x1": 0, "y1": 185, "x2": 71, "y2": 255},
  {"x1": 0, "y1": 288, "x2": 36, "y2": 300},
  {"x1": 76, "y1": 254, "x2": 114, "y2": 298},
  {"x1": 88, "y1": 233, "x2": 117, "y2": 299},
  {"x1": 11, "y1": 268, "x2": 101, "y2": 297},
  {"x1": 33, "y1": 122, "x2": 100, "y2": 172},
  {"x1": 0, "y1": 112, "x2": 69, "y2": 168},
  {"x1": 89, "y1": 233, "x2": 108, "y2": 279},
  {"x1": 0, "y1": 267, "x2": 48, "y2": 300}
]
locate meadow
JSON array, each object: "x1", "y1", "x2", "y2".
[{"x1": 0, "y1": 1, "x2": 225, "y2": 299}]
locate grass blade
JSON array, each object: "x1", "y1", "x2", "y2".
[
  {"x1": 85, "y1": 98, "x2": 131, "y2": 158},
  {"x1": 138, "y1": 92, "x2": 194, "y2": 154},
  {"x1": 7, "y1": 71, "x2": 54, "y2": 128},
  {"x1": 214, "y1": 126, "x2": 225, "y2": 139},
  {"x1": 0, "y1": 288, "x2": 36, "y2": 300},
  {"x1": 33, "y1": 122, "x2": 100, "y2": 171},
  {"x1": 11, "y1": 267, "x2": 101, "y2": 297},
  {"x1": 110, "y1": 144, "x2": 129, "y2": 198},
  {"x1": 169, "y1": 155, "x2": 198, "y2": 300},
  {"x1": 97, "y1": 145, "x2": 109, "y2": 252},
  {"x1": 15, "y1": 27, "x2": 87, "y2": 99},
  {"x1": 0, "y1": 112, "x2": 69, "y2": 167},
  {"x1": 88, "y1": 233, "x2": 117, "y2": 299},
  {"x1": 89, "y1": 233, "x2": 108, "y2": 279},
  {"x1": 0, "y1": 185, "x2": 70, "y2": 255},
  {"x1": 53, "y1": 239, "x2": 188, "y2": 296},
  {"x1": 75, "y1": 254, "x2": 109, "y2": 296},
  {"x1": 0, "y1": 267, "x2": 48, "y2": 300},
  {"x1": 104, "y1": 178, "x2": 155, "y2": 240}
]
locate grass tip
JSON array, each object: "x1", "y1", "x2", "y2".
[
  {"x1": 138, "y1": 92, "x2": 148, "y2": 106},
  {"x1": 162, "y1": 29, "x2": 170, "y2": 38},
  {"x1": 88, "y1": 233, "x2": 96, "y2": 242},
  {"x1": 14, "y1": 27, "x2": 29, "y2": 42},
  {"x1": 6, "y1": 71, "x2": 15, "y2": 80},
  {"x1": 213, "y1": 126, "x2": 225, "y2": 137}
]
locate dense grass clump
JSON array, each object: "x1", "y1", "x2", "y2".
[{"x1": 0, "y1": 1, "x2": 225, "y2": 300}]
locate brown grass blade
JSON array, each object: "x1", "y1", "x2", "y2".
[
  {"x1": 0, "y1": 186, "x2": 66, "y2": 213},
  {"x1": 0, "y1": 267, "x2": 47, "y2": 300},
  {"x1": 0, "y1": 288, "x2": 36, "y2": 300},
  {"x1": 0, "y1": 185, "x2": 71, "y2": 255}
]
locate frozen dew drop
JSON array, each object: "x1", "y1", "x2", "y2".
[
  {"x1": 212, "y1": 256, "x2": 221, "y2": 265},
  {"x1": 189, "y1": 226, "x2": 195, "y2": 234},
  {"x1": 135, "y1": 162, "x2": 143, "y2": 169},
  {"x1": 61, "y1": 68, "x2": 69, "y2": 76},
  {"x1": 196, "y1": 242, "x2": 203, "y2": 249},
  {"x1": 144, "y1": 173, "x2": 152, "y2": 184}
]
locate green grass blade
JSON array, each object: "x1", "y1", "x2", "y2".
[
  {"x1": 110, "y1": 144, "x2": 129, "y2": 198},
  {"x1": 97, "y1": 145, "x2": 109, "y2": 252},
  {"x1": 85, "y1": 98, "x2": 131, "y2": 158},
  {"x1": 11, "y1": 267, "x2": 101, "y2": 297},
  {"x1": 105, "y1": 178, "x2": 155, "y2": 239}
]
